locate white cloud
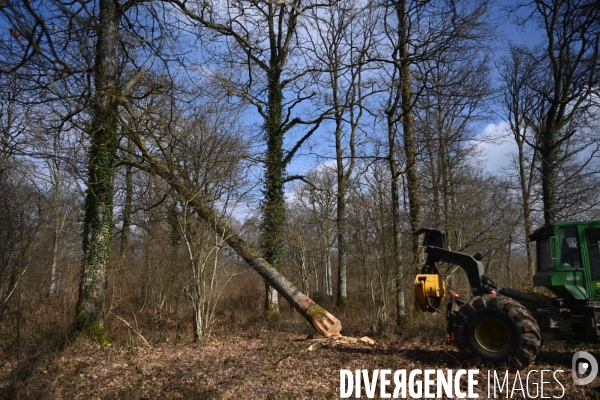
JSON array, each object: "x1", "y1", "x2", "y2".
[{"x1": 476, "y1": 121, "x2": 518, "y2": 174}]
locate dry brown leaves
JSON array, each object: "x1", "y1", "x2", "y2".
[{"x1": 5, "y1": 330, "x2": 600, "y2": 399}]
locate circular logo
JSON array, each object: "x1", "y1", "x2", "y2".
[{"x1": 572, "y1": 351, "x2": 598, "y2": 385}]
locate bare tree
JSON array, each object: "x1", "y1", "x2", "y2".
[
  {"x1": 1, "y1": 0, "x2": 179, "y2": 338},
  {"x1": 173, "y1": 103, "x2": 251, "y2": 342},
  {"x1": 346, "y1": 160, "x2": 396, "y2": 333},
  {"x1": 499, "y1": 44, "x2": 542, "y2": 277},
  {"x1": 510, "y1": 0, "x2": 600, "y2": 225},
  {"x1": 0, "y1": 71, "x2": 46, "y2": 314},
  {"x1": 305, "y1": 0, "x2": 379, "y2": 308},
  {"x1": 0, "y1": 163, "x2": 45, "y2": 316},
  {"x1": 288, "y1": 169, "x2": 338, "y2": 298},
  {"x1": 416, "y1": 43, "x2": 493, "y2": 245},
  {"x1": 179, "y1": 205, "x2": 239, "y2": 342}
]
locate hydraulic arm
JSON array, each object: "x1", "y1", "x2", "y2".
[{"x1": 413, "y1": 228, "x2": 542, "y2": 312}]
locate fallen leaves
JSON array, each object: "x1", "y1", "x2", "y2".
[{"x1": 5, "y1": 330, "x2": 600, "y2": 399}]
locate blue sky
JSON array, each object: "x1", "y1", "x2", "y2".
[
  {"x1": 477, "y1": 1, "x2": 545, "y2": 173},
  {"x1": 280, "y1": 1, "x2": 550, "y2": 178},
  {"x1": 0, "y1": 0, "x2": 557, "y2": 194}
]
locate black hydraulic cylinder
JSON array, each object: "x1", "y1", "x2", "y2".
[{"x1": 423, "y1": 246, "x2": 486, "y2": 296}]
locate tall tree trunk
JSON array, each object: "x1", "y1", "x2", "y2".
[
  {"x1": 74, "y1": 0, "x2": 119, "y2": 339},
  {"x1": 48, "y1": 202, "x2": 61, "y2": 297},
  {"x1": 540, "y1": 132, "x2": 558, "y2": 226},
  {"x1": 424, "y1": 128, "x2": 440, "y2": 225},
  {"x1": 517, "y1": 142, "x2": 536, "y2": 277},
  {"x1": 398, "y1": 4, "x2": 421, "y2": 267},
  {"x1": 385, "y1": 0, "x2": 419, "y2": 323},
  {"x1": 325, "y1": 250, "x2": 333, "y2": 298},
  {"x1": 121, "y1": 138, "x2": 134, "y2": 257},
  {"x1": 335, "y1": 115, "x2": 348, "y2": 307},
  {"x1": 49, "y1": 137, "x2": 66, "y2": 297},
  {"x1": 334, "y1": 81, "x2": 359, "y2": 308},
  {"x1": 193, "y1": 284, "x2": 203, "y2": 342},
  {"x1": 262, "y1": 68, "x2": 285, "y2": 318},
  {"x1": 387, "y1": 114, "x2": 406, "y2": 323},
  {"x1": 439, "y1": 127, "x2": 453, "y2": 244}
]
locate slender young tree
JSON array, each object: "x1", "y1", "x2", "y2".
[
  {"x1": 379, "y1": 0, "x2": 419, "y2": 322},
  {"x1": 499, "y1": 44, "x2": 540, "y2": 277}
]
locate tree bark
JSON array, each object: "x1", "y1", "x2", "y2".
[
  {"x1": 398, "y1": 1, "x2": 421, "y2": 267},
  {"x1": 48, "y1": 200, "x2": 61, "y2": 297},
  {"x1": 74, "y1": 0, "x2": 119, "y2": 339},
  {"x1": 386, "y1": 114, "x2": 406, "y2": 323},
  {"x1": 121, "y1": 138, "x2": 134, "y2": 257},
  {"x1": 262, "y1": 66, "x2": 285, "y2": 318},
  {"x1": 335, "y1": 114, "x2": 348, "y2": 306}
]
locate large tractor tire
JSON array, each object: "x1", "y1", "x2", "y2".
[{"x1": 454, "y1": 294, "x2": 541, "y2": 369}]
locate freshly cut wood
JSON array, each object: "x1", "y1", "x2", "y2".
[
  {"x1": 307, "y1": 335, "x2": 376, "y2": 348},
  {"x1": 130, "y1": 142, "x2": 342, "y2": 338},
  {"x1": 360, "y1": 336, "x2": 376, "y2": 345},
  {"x1": 307, "y1": 342, "x2": 322, "y2": 351}
]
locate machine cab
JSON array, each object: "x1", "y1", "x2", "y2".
[{"x1": 532, "y1": 222, "x2": 600, "y2": 300}]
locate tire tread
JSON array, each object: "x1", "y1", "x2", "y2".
[{"x1": 453, "y1": 294, "x2": 541, "y2": 369}]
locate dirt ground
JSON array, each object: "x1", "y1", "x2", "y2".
[{"x1": 3, "y1": 315, "x2": 600, "y2": 400}]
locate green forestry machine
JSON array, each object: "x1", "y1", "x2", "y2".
[{"x1": 413, "y1": 221, "x2": 600, "y2": 369}]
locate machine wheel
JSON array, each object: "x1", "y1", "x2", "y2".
[{"x1": 454, "y1": 294, "x2": 541, "y2": 369}]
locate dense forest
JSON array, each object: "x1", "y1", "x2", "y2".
[{"x1": 0, "y1": 0, "x2": 599, "y2": 397}]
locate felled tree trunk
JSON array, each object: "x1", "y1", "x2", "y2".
[
  {"x1": 188, "y1": 179, "x2": 342, "y2": 337},
  {"x1": 131, "y1": 145, "x2": 342, "y2": 337},
  {"x1": 195, "y1": 190, "x2": 342, "y2": 337}
]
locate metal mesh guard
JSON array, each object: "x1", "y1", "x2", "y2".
[{"x1": 586, "y1": 228, "x2": 600, "y2": 281}]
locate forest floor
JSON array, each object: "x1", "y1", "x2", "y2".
[{"x1": 3, "y1": 310, "x2": 600, "y2": 399}]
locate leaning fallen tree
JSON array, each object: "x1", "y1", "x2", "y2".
[{"x1": 126, "y1": 135, "x2": 342, "y2": 338}]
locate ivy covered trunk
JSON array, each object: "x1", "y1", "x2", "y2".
[
  {"x1": 74, "y1": 0, "x2": 118, "y2": 339},
  {"x1": 261, "y1": 68, "x2": 285, "y2": 318}
]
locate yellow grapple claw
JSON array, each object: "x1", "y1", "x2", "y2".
[{"x1": 414, "y1": 274, "x2": 446, "y2": 312}]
